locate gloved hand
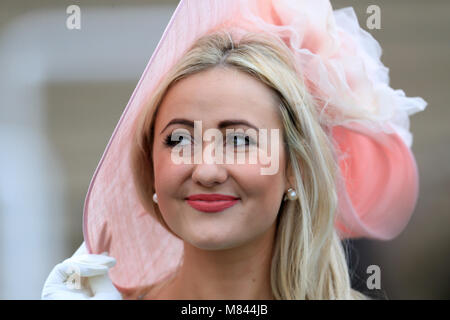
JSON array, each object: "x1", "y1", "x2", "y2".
[{"x1": 41, "y1": 241, "x2": 122, "y2": 300}]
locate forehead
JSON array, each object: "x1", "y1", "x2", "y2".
[{"x1": 155, "y1": 67, "x2": 282, "y2": 129}]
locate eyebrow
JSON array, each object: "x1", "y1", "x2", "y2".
[{"x1": 160, "y1": 118, "x2": 259, "y2": 135}]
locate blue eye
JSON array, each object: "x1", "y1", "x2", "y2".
[
  {"x1": 163, "y1": 132, "x2": 192, "y2": 147},
  {"x1": 163, "y1": 132, "x2": 256, "y2": 149},
  {"x1": 226, "y1": 134, "x2": 254, "y2": 148}
]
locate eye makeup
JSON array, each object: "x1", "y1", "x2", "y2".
[{"x1": 163, "y1": 132, "x2": 257, "y2": 149}]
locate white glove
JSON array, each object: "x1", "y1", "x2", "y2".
[{"x1": 41, "y1": 241, "x2": 122, "y2": 300}]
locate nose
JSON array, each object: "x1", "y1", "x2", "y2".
[{"x1": 191, "y1": 141, "x2": 228, "y2": 187}]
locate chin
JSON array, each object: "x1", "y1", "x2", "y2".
[{"x1": 188, "y1": 235, "x2": 241, "y2": 251}]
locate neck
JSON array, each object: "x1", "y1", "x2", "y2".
[{"x1": 159, "y1": 223, "x2": 277, "y2": 300}]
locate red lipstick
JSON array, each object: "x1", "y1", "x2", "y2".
[{"x1": 185, "y1": 194, "x2": 240, "y2": 213}]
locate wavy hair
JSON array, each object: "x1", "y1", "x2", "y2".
[{"x1": 130, "y1": 29, "x2": 368, "y2": 300}]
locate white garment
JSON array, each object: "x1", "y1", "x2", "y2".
[{"x1": 41, "y1": 242, "x2": 122, "y2": 300}]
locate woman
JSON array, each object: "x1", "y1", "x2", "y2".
[{"x1": 42, "y1": 0, "x2": 426, "y2": 300}]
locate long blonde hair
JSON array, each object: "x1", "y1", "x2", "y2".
[{"x1": 131, "y1": 29, "x2": 368, "y2": 300}]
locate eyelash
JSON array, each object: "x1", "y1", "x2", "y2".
[{"x1": 163, "y1": 133, "x2": 255, "y2": 148}]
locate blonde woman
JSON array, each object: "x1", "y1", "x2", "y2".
[{"x1": 42, "y1": 0, "x2": 426, "y2": 300}]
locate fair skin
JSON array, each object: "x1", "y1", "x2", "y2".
[{"x1": 148, "y1": 67, "x2": 292, "y2": 300}]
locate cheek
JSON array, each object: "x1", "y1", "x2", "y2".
[
  {"x1": 239, "y1": 141, "x2": 287, "y2": 198},
  {"x1": 153, "y1": 148, "x2": 187, "y2": 196},
  {"x1": 234, "y1": 163, "x2": 285, "y2": 216},
  {"x1": 152, "y1": 151, "x2": 187, "y2": 234},
  {"x1": 246, "y1": 144, "x2": 286, "y2": 216}
]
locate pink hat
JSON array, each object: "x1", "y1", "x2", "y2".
[{"x1": 83, "y1": 0, "x2": 427, "y2": 294}]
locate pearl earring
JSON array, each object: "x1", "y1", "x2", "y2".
[
  {"x1": 152, "y1": 193, "x2": 158, "y2": 204},
  {"x1": 284, "y1": 188, "x2": 298, "y2": 201}
]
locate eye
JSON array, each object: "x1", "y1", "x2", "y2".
[
  {"x1": 226, "y1": 134, "x2": 254, "y2": 148},
  {"x1": 163, "y1": 132, "x2": 193, "y2": 147}
]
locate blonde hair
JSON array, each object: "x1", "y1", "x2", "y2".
[{"x1": 130, "y1": 29, "x2": 368, "y2": 300}]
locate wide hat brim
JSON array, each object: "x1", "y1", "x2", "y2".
[{"x1": 83, "y1": 0, "x2": 425, "y2": 294}]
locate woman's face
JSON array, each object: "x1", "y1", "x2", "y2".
[{"x1": 152, "y1": 67, "x2": 289, "y2": 250}]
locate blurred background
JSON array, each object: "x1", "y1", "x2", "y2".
[{"x1": 0, "y1": 0, "x2": 448, "y2": 299}]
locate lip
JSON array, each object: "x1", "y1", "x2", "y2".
[
  {"x1": 185, "y1": 194, "x2": 240, "y2": 213},
  {"x1": 186, "y1": 194, "x2": 239, "y2": 201}
]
